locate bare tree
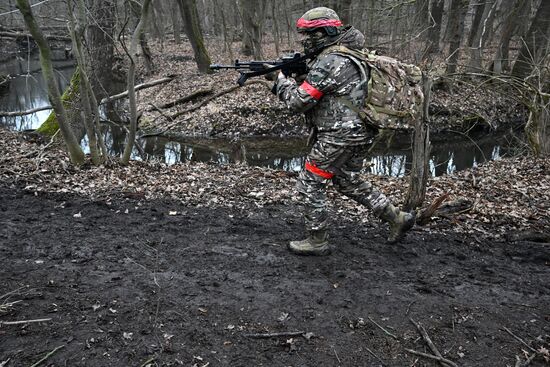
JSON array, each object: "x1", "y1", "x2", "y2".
[
  {"x1": 512, "y1": 0, "x2": 550, "y2": 80},
  {"x1": 445, "y1": 0, "x2": 468, "y2": 75},
  {"x1": 122, "y1": 0, "x2": 152, "y2": 165},
  {"x1": 170, "y1": 0, "x2": 182, "y2": 43},
  {"x1": 492, "y1": 0, "x2": 526, "y2": 73},
  {"x1": 67, "y1": 0, "x2": 108, "y2": 164},
  {"x1": 86, "y1": 0, "x2": 117, "y2": 99},
  {"x1": 425, "y1": 0, "x2": 444, "y2": 59},
  {"x1": 467, "y1": 0, "x2": 497, "y2": 72},
  {"x1": 239, "y1": 0, "x2": 266, "y2": 59},
  {"x1": 177, "y1": 0, "x2": 213, "y2": 73},
  {"x1": 16, "y1": 0, "x2": 85, "y2": 165}
]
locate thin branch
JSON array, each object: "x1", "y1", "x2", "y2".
[
  {"x1": 244, "y1": 331, "x2": 306, "y2": 338},
  {"x1": 366, "y1": 347, "x2": 387, "y2": 366},
  {"x1": 502, "y1": 327, "x2": 537, "y2": 353},
  {"x1": 0, "y1": 318, "x2": 52, "y2": 325},
  {"x1": 0, "y1": 105, "x2": 52, "y2": 117},
  {"x1": 30, "y1": 345, "x2": 64, "y2": 367},
  {"x1": 410, "y1": 317, "x2": 458, "y2": 367},
  {"x1": 368, "y1": 316, "x2": 398, "y2": 340},
  {"x1": 405, "y1": 349, "x2": 459, "y2": 367},
  {"x1": 100, "y1": 76, "x2": 175, "y2": 105}
]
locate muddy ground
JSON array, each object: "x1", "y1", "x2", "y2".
[
  {"x1": 1, "y1": 180, "x2": 549, "y2": 366},
  {"x1": 0, "y1": 37, "x2": 547, "y2": 366}
]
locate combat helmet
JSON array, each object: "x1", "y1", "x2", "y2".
[{"x1": 296, "y1": 7, "x2": 344, "y2": 53}]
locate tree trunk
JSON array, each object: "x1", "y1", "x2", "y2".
[
  {"x1": 86, "y1": 0, "x2": 117, "y2": 100},
  {"x1": 425, "y1": 0, "x2": 444, "y2": 58},
  {"x1": 405, "y1": 73, "x2": 431, "y2": 211},
  {"x1": 467, "y1": 0, "x2": 497, "y2": 72},
  {"x1": 239, "y1": 0, "x2": 265, "y2": 59},
  {"x1": 492, "y1": 0, "x2": 525, "y2": 73},
  {"x1": 213, "y1": 0, "x2": 233, "y2": 60},
  {"x1": 68, "y1": 0, "x2": 102, "y2": 165},
  {"x1": 122, "y1": 0, "x2": 152, "y2": 165},
  {"x1": 16, "y1": 0, "x2": 85, "y2": 165},
  {"x1": 337, "y1": 0, "x2": 352, "y2": 25},
  {"x1": 139, "y1": 32, "x2": 155, "y2": 74},
  {"x1": 282, "y1": 0, "x2": 292, "y2": 45},
  {"x1": 525, "y1": 93, "x2": 550, "y2": 156},
  {"x1": 511, "y1": 0, "x2": 550, "y2": 80},
  {"x1": 177, "y1": 0, "x2": 213, "y2": 73},
  {"x1": 151, "y1": 0, "x2": 165, "y2": 46},
  {"x1": 271, "y1": 1, "x2": 280, "y2": 56},
  {"x1": 446, "y1": 0, "x2": 468, "y2": 75},
  {"x1": 171, "y1": 0, "x2": 182, "y2": 43},
  {"x1": 36, "y1": 69, "x2": 84, "y2": 138}
]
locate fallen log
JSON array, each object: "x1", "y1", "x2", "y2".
[
  {"x1": 416, "y1": 197, "x2": 473, "y2": 224},
  {"x1": 100, "y1": 76, "x2": 176, "y2": 105},
  {"x1": 141, "y1": 79, "x2": 272, "y2": 138},
  {"x1": 0, "y1": 30, "x2": 71, "y2": 41},
  {"x1": 154, "y1": 87, "x2": 213, "y2": 110},
  {"x1": 0, "y1": 105, "x2": 53, "y2": 117}
]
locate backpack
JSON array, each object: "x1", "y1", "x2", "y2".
[{"x1": 321, "y1": 45, "x2": 424, "y2": 130}]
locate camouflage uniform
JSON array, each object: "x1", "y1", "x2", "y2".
[
  {"x1": 276, "y1": 7, "x2": 414, "y2": 255},
  {"x1": 276, "y1": 27, "x2": 392, "y2": 234}
]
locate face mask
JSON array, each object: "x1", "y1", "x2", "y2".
[{"x1": 299, "y1": 30, "x2": 327, "y2": 54}]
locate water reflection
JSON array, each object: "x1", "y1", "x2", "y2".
[
  {"x1": 1, "y1": 52, "x2": 520, "y2": 178},
  {"x1": 127, "y1": 130, "x2": 515, "y2": 177},
  {"x1": 0, "y1": 55, "x2": 74, "y2": 131}
]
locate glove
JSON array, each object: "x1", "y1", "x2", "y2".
[
  {"x1": 294, "y1": 73, "x2": 307, "y2": 84},
  {"x1": 263, "y1": 64, "x2": 277, "y2": 81}
]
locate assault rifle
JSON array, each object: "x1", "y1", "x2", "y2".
[{"x1": 210, "y1": 52, "x2": 315, "y2": 86}]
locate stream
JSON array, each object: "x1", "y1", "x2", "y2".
[{"x1": 0, "y1": 54, "x2": 523, "y2": 177}]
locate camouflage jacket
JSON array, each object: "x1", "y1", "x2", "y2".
[{"x1": 276, "y1": 27, "x2": 372, "y2": 145}]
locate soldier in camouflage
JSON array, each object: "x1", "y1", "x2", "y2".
[{"x1": 275, "y1": 7, "x2": 415, "y2": 256}]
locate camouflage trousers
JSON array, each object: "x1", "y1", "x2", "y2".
[{"x1": 297, "y1": 139, "x2": 391, "y2": 232}]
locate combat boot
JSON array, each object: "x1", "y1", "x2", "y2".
[
  {"x1": 288, "y1": 230, "x2": 331, "y2": 256},
  {"x1": 379, "y1": 204, "x2": 415, "y2": 244}
]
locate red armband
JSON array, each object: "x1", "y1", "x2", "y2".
[
  {"x1": 299, "y1": 81, "x2": 323, "y2": 100},
  {"x1": 305, "y1": 161, "x2": 334, "y2": 179}
]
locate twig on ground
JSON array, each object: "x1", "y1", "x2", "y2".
[
  {"x1": 29, "y1": 345, "x2": 64, "y2": 367},
  {"x1": 244, "y1": 331, "x2": 306, "y2": 338},
  {"x1": 416, "y1": 193, "x2": 450, "y2": 225},
  {"x1": 148, "y1": 103, "x2": 175, "y2": 122},
  {"x1": 406, "y1": 300, "x2": 416, "y2": 316},
  {"x1": 503, "y1": 327, "x2": 537, "y2": 353},
  {"x1": 332, "y1": 345, "x2": 341, "y2": 364},
  {"x1": 368, "y1": 316, "x2": 398, "y2": 340},
  {"x1": 516, "y1": 353, "x2": 536, "y2": 367},
  {"x1": 0, "y1": 300, "x2": 22, "y2": 312},
  {"x1": 140, "y1": 357, "x2": 156, "y2": 367},
  {"x1": 409, "y1": 318, "x2": 458, "y2": 367},
  {"x1": 405, "y1": 348, "x2": 458, "y2": 367},
  {"x1": 0, "y1": 318, "x2": 52, "y2": 326},
  {"x1": 366, "y1": 347, "x2": 387, "y2": 366}
]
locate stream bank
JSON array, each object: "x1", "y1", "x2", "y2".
[{"x1": 1, "y1": 125, "x2": 548, "y2": 366}]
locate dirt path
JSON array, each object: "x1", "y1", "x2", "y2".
[{"x1": 1, "y1": 184, "x2": 548, "y2": 366}]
